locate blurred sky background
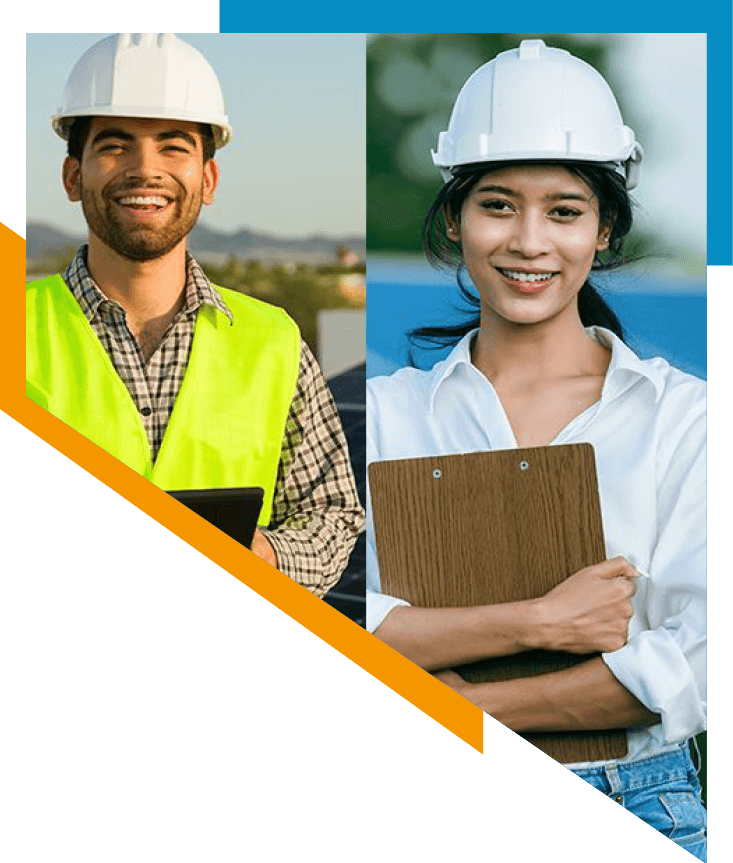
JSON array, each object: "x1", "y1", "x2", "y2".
[
  {"x1": 27, "y1": 33, "x2": 366, "y2": 239},
  {"x1": 367, "y1": 33, "x2": 706, "y2": 274}
]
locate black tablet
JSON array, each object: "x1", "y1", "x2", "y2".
[{"x1": 167, "y1": 487, "x2": 264, "y2": 549}]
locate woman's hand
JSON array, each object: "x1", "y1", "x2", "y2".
[
  {"x1": 374, "y1": 556, "x2": 640, "y2": 669},
  {"x1": 432, "y1": 668, "x2": 471, "y2": 695},
  {"x1": 530, "y1": 556, "x2": 639, "y2": 654}
]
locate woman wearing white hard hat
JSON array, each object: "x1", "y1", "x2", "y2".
[{"x1": 367, "y1": 40, "x2": 706, "y2": 856}]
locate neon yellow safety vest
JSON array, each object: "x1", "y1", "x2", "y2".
[{"x1": 26, "y1": 275, "x2": 300, "y2": 525}]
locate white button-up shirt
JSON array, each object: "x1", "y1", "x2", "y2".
[{"x1": 367, "y1": 327, "x2": 706, "y2": 765}]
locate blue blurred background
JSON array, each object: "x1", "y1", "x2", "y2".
[{"x1": 368, "y1": 262, "x2": 706, "y2": 381}]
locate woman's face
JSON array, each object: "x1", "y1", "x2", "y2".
[{"x1": 455, "y1": 164, "x2": 610, "y2": 329}]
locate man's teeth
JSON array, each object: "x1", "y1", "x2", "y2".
[
  {"x1": 117, "y1": 196, "x2": 169, "y2": 208},
  {"x1": 499, "y1": 268, "x2": 554, "y2": 283}
]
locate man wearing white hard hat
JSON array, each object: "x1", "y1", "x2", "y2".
[{"x1": 26, "y1": 34, "x2": 364, "y2": 595}]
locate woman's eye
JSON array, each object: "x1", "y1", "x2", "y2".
[
  {"x1": 479, "y1": 199, "x2": 512, "y2": 212},
  {"x1": 551, "y1": 206, "x2": 582, "y2": 219}
]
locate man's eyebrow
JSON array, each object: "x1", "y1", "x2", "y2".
[
  {"x1": 156, "y1": 129, "x2": 199, "y2": 149},
  {"x1": 89, "y1": 128, "x2": 200, "y2": 149},
  {"x1": 90, "y1": 128, "x2": 135, "y2": 146}
]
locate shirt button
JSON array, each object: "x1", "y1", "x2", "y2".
[
  {"x1": 614, "y1": 795, "x2": 624, "y2": 803},
  {"x1": 140, "y1": 406, "x2": 152, "y2": 417}
]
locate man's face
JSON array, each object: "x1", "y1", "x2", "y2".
[{"x1": 62, "y1": 117, "x2": 218, "y2": 262}]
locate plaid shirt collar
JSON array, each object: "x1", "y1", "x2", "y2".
[{"x1": 63, "y1": 244, "x2": 233, "y2": 324}]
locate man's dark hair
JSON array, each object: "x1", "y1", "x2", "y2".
[{"x1": 66, "y1": 117, "x2": 216, "y2": 163}]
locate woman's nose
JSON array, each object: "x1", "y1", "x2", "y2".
[{"x1": 507, "y1": 213, "x2": 551, "y2": 258}]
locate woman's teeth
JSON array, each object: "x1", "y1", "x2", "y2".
[{"x1": 498, "y1": 268, "x2": 554, "y2": 283}]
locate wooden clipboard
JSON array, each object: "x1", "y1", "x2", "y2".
[{"x1": 369, "y1": 443, "x2": 627, "y2": 763}]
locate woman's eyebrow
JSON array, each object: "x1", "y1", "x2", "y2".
[
  {"x1": 473, "y1": 184, "x2": 591, "y2": 203},
  {"x1": 542, "y1": 192, "x2": 591, "y2": 202},
  {"x1": 474, "y1": 183, "x2": 515, "y2": 196}
]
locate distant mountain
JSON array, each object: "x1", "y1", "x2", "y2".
[
  {"x1": 26, "y1": 220, "x2": 365, "y2": 265},
  {"x1": 26, "y1": 223, "x2": 86, "y2": 259}
]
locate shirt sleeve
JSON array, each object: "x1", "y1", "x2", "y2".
[
  {"x1": 602, "y1": 394, "x2": 706, "y2": 744},
  {"x1": 366, "y1": 381, "x2": 410, "y2": 633},
  {"x1": 262, "y1": 340, "x2": 365, "y2": 597},
  {"x1": 366, "y1": 488, "x2": 410, "y2": 633}
]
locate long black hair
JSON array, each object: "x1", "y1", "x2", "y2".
[{"x1": 410, "y1": 160, "x2": 634, "y2": 352}]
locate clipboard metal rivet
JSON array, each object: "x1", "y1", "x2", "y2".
[
  {"x1": 519, "y1": 461, "x2": 530, "y2": 471},
  {"x1": 432, "y1": 468, "x2": 442, "y2": 479}
]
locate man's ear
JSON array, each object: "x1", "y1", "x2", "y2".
[
  {"x1": 62, "y1": 157, "x2": 82, "y2": 202},
  {"x1": 202, "y1": 158, "x2": 219, "y2": 205}
]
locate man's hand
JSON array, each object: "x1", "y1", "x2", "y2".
[{"x1": 251, "y1": 529, "x2": 278, "y2": 568}]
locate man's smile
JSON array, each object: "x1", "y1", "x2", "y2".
[
  {"x1": 115, "y1": 194, "x2": 171, "y2": 210},
  {"x1": 110, "y1": 188, "x2": 175, "y2": 219}
]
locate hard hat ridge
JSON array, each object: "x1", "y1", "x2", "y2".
[{"x1": 120, "y1": 33, "x2": 170, "y2": 49}]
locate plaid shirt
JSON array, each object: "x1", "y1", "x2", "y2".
[{"x1": 63, "y1": 246, "x2": 364, "y2": 596}]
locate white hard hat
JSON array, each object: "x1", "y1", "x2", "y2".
[
  {"x1": 432, "y1": 39, "x2": 643, "y2": 189},
  {"x1": 52, "y1": 33, "x2": 232, "y2": 149}
]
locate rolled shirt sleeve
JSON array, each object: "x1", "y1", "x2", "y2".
[
  {"x1": 264, "y1": 341, "x2": 365, "y2": 597},
  {"x1": 602, "y1": 400, "x2": 706, "y2": 743},
  {"x1": 366, "y1": 504, "x2": 410, "y2": 633},
  {"x1": 366, "y1": 382, "x2": 410, "y2": 632}
]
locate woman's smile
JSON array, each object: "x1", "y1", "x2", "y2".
[
  {"x1": 457, "y1": 164, "x2": 610, "y2": 326},
  {"x1": 494, "y1": 266, "x2": 560, "y2": 293}
]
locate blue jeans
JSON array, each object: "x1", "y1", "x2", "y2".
[{"x1": 569, "y1": 744, "x2": 707, "y2": 860}]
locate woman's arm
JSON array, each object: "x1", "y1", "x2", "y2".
[
  {"x1": 374, "y1": 601, "x2": 541, "y2": 670},
  {"x1": 434, "y1": 659, "x2": 659, "y2": 731},
  {"x1": 373, "y1": 557, "x2": 639, "y2": 671}
]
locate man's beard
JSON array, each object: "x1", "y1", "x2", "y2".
[{"x1": 80, "y1": 179, "x2": 203, "y2": 262}]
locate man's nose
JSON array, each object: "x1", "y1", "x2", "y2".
[{"x1": 122, "y1": 143, "x2": 163, "y2": 181}]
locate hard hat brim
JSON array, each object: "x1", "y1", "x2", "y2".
[
  {"x1": 52, "y1": 106, "x2": 232, "y2": 149},
  {"x1": 432, "y1": 146, "x2": 643, "y2": 191}
]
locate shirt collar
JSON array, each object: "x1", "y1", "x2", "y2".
[
  {"x1": 426, "y1": 325, "x2": 665, "y2": 414},
  {"x1": 587, "y1": 326, "x2": 666, "y2": 402},
  {"x1": 62, "y1": 245, "x2": 233, "y2": 324}
]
